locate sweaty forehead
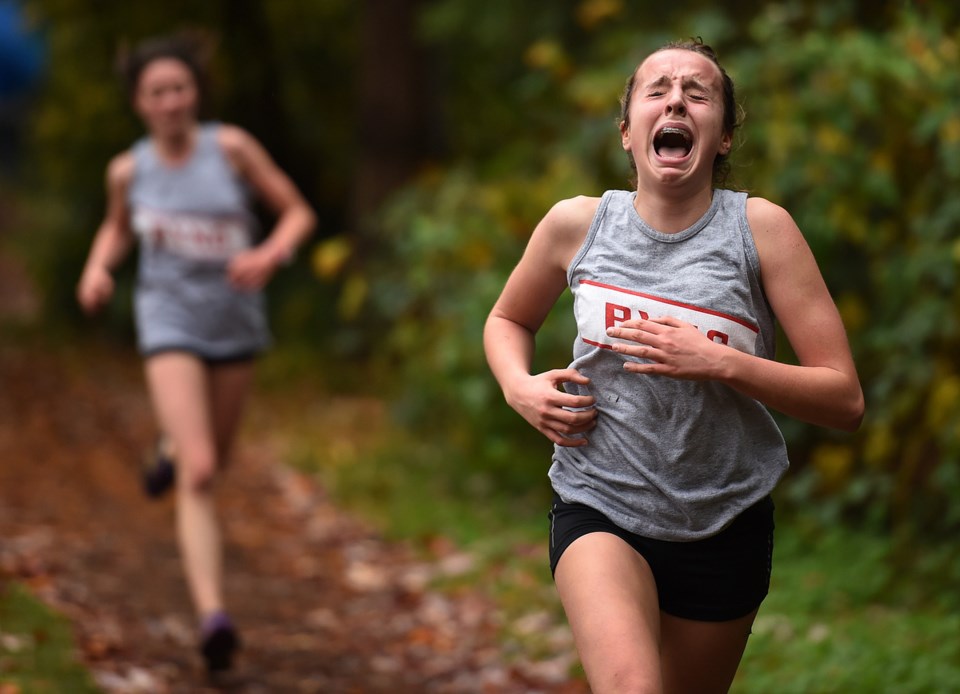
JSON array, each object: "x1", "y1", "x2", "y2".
[{"x1": 636, "y1": 49, "x2": 722, "y2": 88}]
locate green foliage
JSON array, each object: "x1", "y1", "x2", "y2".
[
  {"x1": 731, "y1": 10, "x2": 960, "y2": 530},
  {"x1": 0, "y1": 582, "x2": 100, "y2": 692}
]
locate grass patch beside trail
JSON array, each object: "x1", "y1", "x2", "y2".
[
  {"x1": 0, "y1": 582, "x2": 100, "y2": 693},
  {"x1": 736, "y1": 520, "x2": 960, "y2": 693}
]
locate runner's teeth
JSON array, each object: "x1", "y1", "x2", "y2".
[
  {"x1": 654, "y1": 127, "x2": 692, "y2": 155},
  {"x1": 657, "y1": 127, "x2": 691, "y2": 142}
]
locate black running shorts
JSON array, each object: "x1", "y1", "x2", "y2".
[{"x1": 548, "y1": 493, "x2": 775, "y2": 622}]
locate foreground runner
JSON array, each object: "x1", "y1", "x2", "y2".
[{"x1": 484, "y1": 38, "x2": 863, "y2": 693}]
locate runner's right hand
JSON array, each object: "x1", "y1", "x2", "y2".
[
  {"x1": 77, "y1": 266, "x2": 115, "y2": 314},
  {"x1": 504, "y1": 369, "x2": 597, "y2": 447}
]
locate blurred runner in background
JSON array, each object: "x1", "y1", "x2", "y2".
[{"x1": 77, "y1": 32, "x2": 315, "y2": 675}]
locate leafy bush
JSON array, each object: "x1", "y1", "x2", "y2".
[{"x1": 732, "y1": 12, "x2": 960, "y2": 531}]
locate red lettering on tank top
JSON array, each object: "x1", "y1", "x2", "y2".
[
  {"x1": 605, "y1": 303, "x2": 649, "y2": 329},
  {"x1": 707, "y1": 330, "x2": 729, "y2": 345},
  {"x1": 605, "y1": 303, "x2": 630, "y2": 329}
]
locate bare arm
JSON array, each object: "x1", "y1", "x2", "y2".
[
  {"x1": 484, "y1": 196, "x2": 601, "y2": 445},
  {"x1": 606, "y1": 197, "x2": 864, "y2": 431},
  {"x1": 736, "y1": 198, "x2": 863, "y2": 429},
  {"x1": 219, "y1": 125, "x2": 317, "y2": 289},
  {"x1": 76, "y1": 153, "x2": 136, "y2": 314}
]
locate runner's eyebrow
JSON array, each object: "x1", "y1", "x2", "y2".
[
  {"x1": 643, "y1": 75, "x2": 713, "y2": 93},
  {"x1": 644, "y1": 75, "x2": 671, "y2": 90},
  {"x1": 682, "y1": 76, "x2": 712, "y2": 93}
]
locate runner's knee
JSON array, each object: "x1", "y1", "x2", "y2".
[{"x1": 177, "y1": 449, "x2": 218, "y2": 492}]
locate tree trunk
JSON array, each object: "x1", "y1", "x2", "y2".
[{"x1": 352, "y1": 0, "x2": 431, "y2": 237}]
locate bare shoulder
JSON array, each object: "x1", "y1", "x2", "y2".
[
  {"x1": 105, "y1": 150, "x2": 135, "y2": 189},
  {"x1": 216, "y1": 123, "x2": 274, "y2": 176},
  {"x1": 101, "y1": 151, "x2": 136, "y2": 221},
  {"x1": 745, "y1": 195, "x2": 809, "y2": 260},
  {"x1": 216, "y1": 123, "x2": 256, "y2": 153},
  {"x1": 548, "y1": 195, "x2": 602, "y2": 226},
  {"x1": 745, "y1": 196, "x2": 797, "y2": 231},
  {"x1": 541, "y1": 195, "x2": 601, "y2": 245},
  {"x1": 529, "y1": 195, "x2": 601, "y2": 269},
  {"x1": 103, "y1": 151, "x2": 136, "y2": 208}
]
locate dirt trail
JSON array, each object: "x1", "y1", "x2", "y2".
[{"x1": 0, "y1": 340, "x2": 587, "y2": 693}]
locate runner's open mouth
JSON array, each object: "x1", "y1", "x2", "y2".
[{"x1": 654, "y1": 127, "x2": 692, "y2": 158}]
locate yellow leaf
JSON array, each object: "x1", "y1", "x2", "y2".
[
  {"x1": 864, "y1": 425, "x2": 893, "y2": 469},
  {"x1": 311, "y1": 236, "x2": 352, "y2": 280},
  {"x1": 927, "y1": 375, "x2": 960, "y2": 429},
  {"x1": 524, "y1": 40, "x2": 571, "y2": 78},
  {"x1": 460, "y1": 239, "x2": 493, "y2": 269},
  {"x1": 815, "y1": 125, "x2": 849, "y2": 156},
  {"x1": 870, "y1": 150, "x2": 893, "y2": 174},
  {"x1": 836, "y1": 293, "x2": 868, "y2": 333},
  {"x1": 337, "y1": 274, "x2": 368, "y2": 320},
  {"x1": 940, "y1": 116, "x2": 960, "y2": 145},
  {"x1": 576, "y1": 0, "x2": 624, "y2": 30},
  {"x1": 812, "y1": 444, "x2": 855, "y2": 491}
]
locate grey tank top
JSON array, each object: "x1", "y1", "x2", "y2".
[
  {"x1": 549, "y1": 189, "x2": 788, "y2": 541},
  {"x1": 128, "y1": 123, "x2": 270, "y2": 358}
]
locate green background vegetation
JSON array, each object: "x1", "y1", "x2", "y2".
[{"x1": 3, "y1": 0, "x2": 960, "y2": 690}]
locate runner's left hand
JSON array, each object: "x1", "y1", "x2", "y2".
[
  {"x1": 606, "y1": 316, "x2": 726, "y2": 381},
  {"x1": 227, "y1": 247, "x2": 281, "y2": 290}
]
